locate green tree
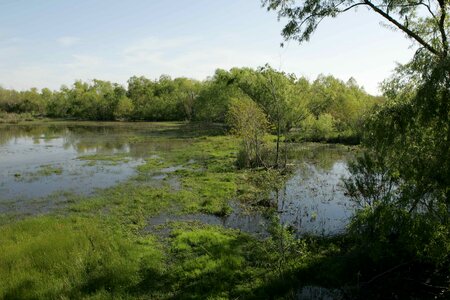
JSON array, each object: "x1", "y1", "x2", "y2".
[
  {"x1": 114, "y1": 96, "x2": 135, "y2": 120},
  {"x1": 127, "y1": 76, "x2": 156, "y2": 120},
  {"x1": 173, "y1": 78, "x2": 201, "y2": 121},
  {"x1": 227, "y1": 97, "x2": 270, "y2": 168},
  {"x1": 127, "y1": 75, "x2": 190, "y2": 121},
  {"x1": 194, "y1": 69, "x2": 243, "y2": 122},
  {"x1": 265, "y1": 0, "x2": 449, "y2": 295},
  {"x1": 234, "y1": 65, "x2": 309, "y2": 167},
  {"x1": 262, "y1": 0, "x2": 449, "y2": 58}
]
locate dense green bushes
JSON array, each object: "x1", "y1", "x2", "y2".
[
  {"x1": 0, "y1": 67, "x2": 381, "y2": 142},
  {"x1": 340, "y1": 55, "x2": 450, "y2": 297}
]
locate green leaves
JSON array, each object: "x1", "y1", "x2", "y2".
[{"x1": 263, "y1": 0, "x2": 449, "y2": 58}]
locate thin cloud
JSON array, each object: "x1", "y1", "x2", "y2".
[
  {"x1": 121, "y1": 36, "x2": 273, "y2": 79},
  {"x1": 65, "y1": 54, "x2": 102, "y2": 69},
  {"x1": 57, "y1": 36, "x2": 80, "y2": 47},
  {"x1": 123, "y1": 36, "x2": 200, "y2": 63}
]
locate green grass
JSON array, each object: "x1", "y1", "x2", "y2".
[
  {"x1": 0, "y1": 214, "x2": 335, "y2": 299},
  {"x1": 12, "y1": 165, "x2": 64, "y2": 183},
  {"x1": 0, "y1": 216, "x2": 163, "y2": 299},
  {"x1": 168, "y1": 225, "x2": 270, "y2": 299},
  {"x1": 0, "y1": 123, "x2": 345, "y2": 299},
  {"x1": 68, "y1": 135, "x2": 242, "y2": 231}
]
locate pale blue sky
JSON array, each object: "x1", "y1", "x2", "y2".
[{"x1": 0, "y1": 0, "x2": 416, "y2": 94}]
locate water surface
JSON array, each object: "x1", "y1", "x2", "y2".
[
  {"x1": 1, "y1": 123, "x2": 356, "y2": 235},
  {"x1": 0, "y1": 122, "x2": 190, "y2": 204}
]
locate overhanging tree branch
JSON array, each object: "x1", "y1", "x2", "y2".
[
  {"x1": 264, "y1": 0, "x2": 448, "y2": 58},
  {"x1": 437, "y1": 0, "x2": 448, "y2": 57},
  {"x1": 363, "y1": 0, "x2": 441, "y2": 56}
]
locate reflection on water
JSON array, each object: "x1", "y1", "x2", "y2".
[
  {"x1": 276, "y1": 161, "x2": 354, "y2": 235},
  {"x1": 0, "y1": 122, "x2": 192, "y2": 202},
  {"x1": 276, "y1": 143, "x2": 355, "y2": 235},
  {"x1": 296, "y1": 286, "x2": 343, "y2": 300},
  {"x1": 146, "y1": 144, "x2": 356, "y2": 237},
  {"x1": 146, "y1": 202, "x2": 269, "y2": 237},
  {"x1": 1, "y1": 123, "x2": 357, "y2": 236}
]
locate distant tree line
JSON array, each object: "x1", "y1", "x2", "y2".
[{"x1": 0, "y1": 66, "x2": 382, "y2": 141}]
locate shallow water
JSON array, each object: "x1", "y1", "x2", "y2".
[
  {"x1": 0, "y1": 122, "x2": 190, "y2": 204},
  {"x1": 276, "y1": 143, "x2": 356, "y2": 235},
  {"x1": 148, "y1": 144, "x2": 356, "y2": 236},
  {"x1": 1, "y1": 123, "x2": 356, "y2": 235},
  {"x1": 296, "y1": 285, "x2": 343, "y2": 300},
  {"x1": 277, "y1": 160, "x2": 354, "y2": 235},
  {"x1": 146, "y1": 202, "x2": 269, "y2": 237}
]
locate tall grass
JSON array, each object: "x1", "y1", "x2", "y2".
[{"x1": 0, "y1": 216, "x2": 162, "y2": 299}]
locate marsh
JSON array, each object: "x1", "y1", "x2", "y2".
[{"x1": 0, "y1": 121, "x2": 354, "y2": 235}]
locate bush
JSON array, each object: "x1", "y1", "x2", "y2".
[
  {"x1": 301, "y1": 113, "x2": 336, "y2": 141},
  {"x1": 226, "y1": 97, "x2": 270, "y2": 168}
]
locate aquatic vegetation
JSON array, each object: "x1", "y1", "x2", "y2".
[
  {"x1": 0, "y1": 122, "x2": 360, "y2": 299},
  {"x1": 36, "y1": 165, "x2": 63, "y2": 176},
  {"x1": 78, "y1": 153, "x2": 133, "y2": 167}
]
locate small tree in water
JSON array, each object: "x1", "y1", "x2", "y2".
[{"x1": 227, "y1": 97, "x2": 270, "y2": 168}]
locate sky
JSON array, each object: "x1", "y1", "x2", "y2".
[{"x1": 0, "y1": 0, "x2": 417, "y2": 94}]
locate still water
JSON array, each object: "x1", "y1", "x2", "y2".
[
  {"x1": 0, "y1": 122, "x2": 190, "y2": 211},
  {"x1": 0, "y1": 122, "x2": 356, "y2": 235},
  {"x1": 278, "y1": 144, "x2": 356, "y2": 235}
]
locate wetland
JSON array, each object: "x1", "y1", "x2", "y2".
[
  {"x1": 0, "y1": 121, "x2": 355, "y2": 235},
  {"x1": 0, "y1": 121, "x2": 357, "y2": 299}
]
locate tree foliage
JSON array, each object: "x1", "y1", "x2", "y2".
[
  {"x1": 0, "y1": 68, "x2": 379, "y2": 145},
  {"x1": 264, "y1": 0, "x2": 449, "y2": 296},
  {"x1": 262, "y1": 0, "x2": 449, "y2": 58},
  {"x1": 227, "y1": 97, "x2": 270, "y2": 168}
]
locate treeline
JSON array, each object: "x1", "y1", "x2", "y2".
[{"x1": 0, "y1": 66, "x2": 382, "y2": 141}]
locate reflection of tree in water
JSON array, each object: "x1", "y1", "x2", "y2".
[
  {"x1": 0, "y1": 124, "x2": 67, "y2": 146},
  {"x1": 274, "y1": 145, "x2": 354, "y2": 235},
  {"x1": 62, "y1": 126, "x2": 131, "y2": 154},
  {"x1": 289, "y1": 143, "x2": 354, "y2": 172},
  {"x1": 0, "y1": 123, "x2": 194, "y2": 158}
]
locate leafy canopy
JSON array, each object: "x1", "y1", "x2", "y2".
[{"x1": 262, "y1": 0, "x2": 449, "y2": 58}]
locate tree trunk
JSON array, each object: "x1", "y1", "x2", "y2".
[
  {"x1": 275, "y1": 121, "x2": 280, "y2": 167},
  {"x1": 284, "y1": 134, "x2": 288, "y2": 168}
]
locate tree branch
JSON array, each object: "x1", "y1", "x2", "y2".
[
  {"x1": 338, "y1": 2, "x2": 367, "y2": 13},
  {"x1": 437, "y1": 0, "x2": 448, "y2": 57},
  {"x1": 363, "y1": 0, "x2": 441, "y2": 56}
]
